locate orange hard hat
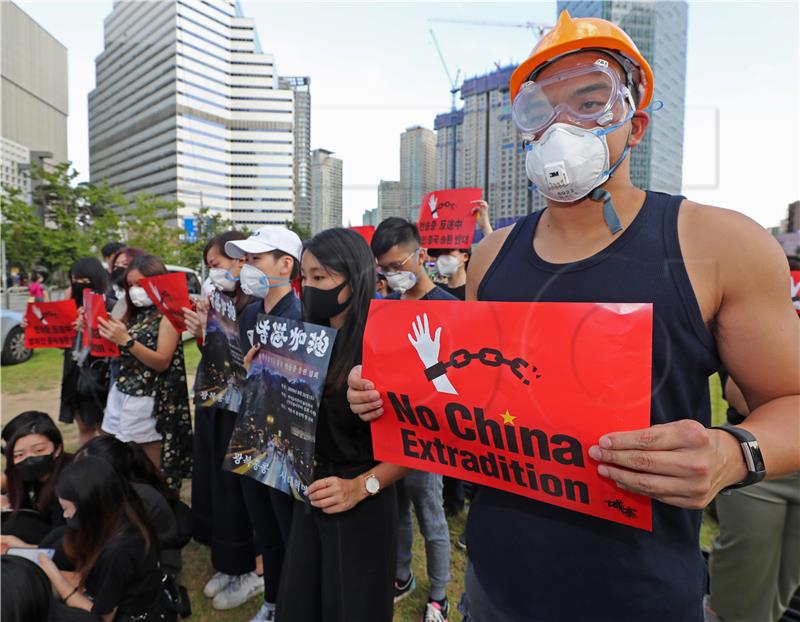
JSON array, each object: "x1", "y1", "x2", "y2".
[{"x1": 510, "y1": 10, "x2": 654, "y2": 110}]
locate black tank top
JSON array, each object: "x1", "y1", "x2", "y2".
[{"x1": 470, "y1": 191, "x2": 720, "y2": 621}]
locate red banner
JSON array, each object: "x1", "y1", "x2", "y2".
[
  {"x1": 416, "y1": 188, "x2": 482, "y2": 249},
  {"x1": 350, "y1": 225, "x2": 375, "y2": 246},
  {"x1": 82, "y1": 291, "x2": 119, "y2": 358},
  {"x1": 791, "y1": 271, "x2": 800, "y2": 316},
  {"x1": 24, "y1": 300, "x2": 78, "y2": 349},
  {"x1": 363, "y1": 300, "x2": 654, "y2": 530},
  {"x1": 140, "y1": 273, "x2": 191, "y2": 333}
]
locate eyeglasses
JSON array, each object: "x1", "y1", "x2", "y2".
[{"x1": 377, "y1": 248, "x2": 420, "y2": 275}]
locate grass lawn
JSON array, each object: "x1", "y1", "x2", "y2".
[{"x1": 1, "y1": 345, "x2": 728, "y2": 621}]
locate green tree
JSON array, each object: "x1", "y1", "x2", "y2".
[
  {"x1": 0, "y1": 186, "x2": 49, "y2": 276},
  {"x1": 175, "y1": 208, "x2": 236, "y2": 272},
  {"x1": 285, "y1": 220, "x2": 312, "y2": 241},
  {"x1": 122, "y1": 194, "x2": 184, "y2": 265},
  {"x1": 2, "y1": 163, "x2": 127, "y2": 281}
]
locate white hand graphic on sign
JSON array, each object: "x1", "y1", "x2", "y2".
[
  {"x1": 408, "y1": 313, "x2": 457, "y2": 395},
  {"x1": 429, "y1": 194, "x2": 439, "y2": 219}
]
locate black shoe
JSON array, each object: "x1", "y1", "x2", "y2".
[
  {"x1": 394, "y1": 573, "x2": 416, "y2": 603},
  {"x1": 443, "y1": 503, "x2": 464, "y2": 518}
]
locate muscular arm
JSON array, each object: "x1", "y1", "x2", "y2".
[
  {"x1": 585, "y1": 202, "x2": 799, "y2": 507},
  {"x1": 688, "y1": 205, "x2": 800, "y2": 477}
]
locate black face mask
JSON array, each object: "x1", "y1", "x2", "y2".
[
  {"x1": 111, "y1": 267, "x2": 125, "y2": 285},
  {"x1": 65, "y1": 513, "x2": 80, "y2": 529},
  {"x1": 302, "y1": 281, "x2": 351, "y2": 325},
  {"x1": 71, "y1": 283, "x2": 90, "y2": 305},
  {"x1": 15, "y1": 453, "x2": 55, "y2": 483}
]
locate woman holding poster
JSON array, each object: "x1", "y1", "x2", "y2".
[
  {"x1": 275, "y1": 228, "x2": 407, "y2": 622},
  {"x1": 59, "y1": 258, "x2": 110, "y2": 446},
  {"x1": 98, "y1": 255, "x2": 192, "y2": 492}
]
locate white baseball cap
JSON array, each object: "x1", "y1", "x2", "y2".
[{"x1": 225, "y1": 226, "x2": 303, "y2": 261}]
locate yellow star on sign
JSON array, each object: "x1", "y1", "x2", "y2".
[{"x1": 499, "y1": 409, "x2": 516, "y2": 426}]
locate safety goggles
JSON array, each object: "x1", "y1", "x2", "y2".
[{"x1": 512, "y1": 59, "x2": 635, "y2": 140}]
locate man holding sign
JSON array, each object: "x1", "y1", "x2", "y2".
[{"x1": 349, "y1": 10, "x2": 799, "y2": 622}]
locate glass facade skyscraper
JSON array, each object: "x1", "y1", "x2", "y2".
[
  {"x1": 556, "y1": 0, "x2": 688, "y2": 194},
  {"x1": 89, "y1": 0, "x2": 295, "y2": 228}
]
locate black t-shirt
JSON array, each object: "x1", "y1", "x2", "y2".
[
  {"x1": 314, "y1": 345, "x2": 374, "y2": 466},
  {"x1": 132, "y1": 482, "x2": 176, "y2": 546},
  {"x1": 85, "y1": 527, "x2": 161, "y2": 617},
  {"x1": 440, "y1": 283, "x2": 466, "y2": 300},
  {"x1": 239, "y1": 291, "x2": 302, "y2": 348},
  {"x1": 386, "y1": 285, "x2": 458, "y2": 301}
]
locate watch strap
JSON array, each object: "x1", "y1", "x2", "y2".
[
  {"x1": 712, "y1": 425, "x2": 766, "y2": 491},
  {"x1": 120, "y1": 338, "x2": 135, "y2": 350}
]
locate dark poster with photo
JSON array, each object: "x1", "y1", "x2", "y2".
[
  {"x1": 193, "y1": 290, "x2": 246, "y2": 411},
  {"x1": 223, "y1": 314, "x2": 337, "y2": 500}
]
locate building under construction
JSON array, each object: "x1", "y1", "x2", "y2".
[{"x1": 434, "y1": 65, "x2": 545, "y2": 231}]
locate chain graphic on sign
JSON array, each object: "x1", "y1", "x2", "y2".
[{"x1": 408, "y1": 314, "x2": 541, "y2": 395}]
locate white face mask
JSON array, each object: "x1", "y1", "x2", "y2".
[
  {"x1": 385, "y1": 271, "x2": 417, "y2": 293},
  {"x1": 525, "y1": 117, "x2": 631, "y2": 203},
  {"x1": 436, "y1": 255, "x2": 461, "y2": 277},
  {"x1": 128, "y1": 285, "x2": 153, "y2": 308},
  {"x1": 240, "y1": 264, "x2": 290, "y2": 299},
  {"x1": 208, "y1": 267, "x2": 239, "y2": 292}
]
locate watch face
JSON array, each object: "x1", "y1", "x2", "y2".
[{"x1": 366, "y1": 476, "x2": 380, "y2": 494}]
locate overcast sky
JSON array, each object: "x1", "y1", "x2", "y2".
[{"x1": 15, "y1": 0, "x2": 800, "y2": 228}]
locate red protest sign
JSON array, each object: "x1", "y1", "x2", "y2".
[
  {"x1": 24, "y1": 300, "x2": 78, "y2": 349},
  {"x1": 140, "y1": 273, "x2": 191, "y2": 333},
  {"x1": 350, "y1": 226, "x2": 375, "y2": 246},
  {"x1": 791, "y1": 271, "x2": 800, "y2": 316},
  {"x1": 363, "y1": 300, "x2": 654, "y2": 530},
  {"x1": 416, "y1": 188, "x2": 482, "y2": 249},
  {"x1": 82, "y1": 291, "x2": 118, "y2": 357}
]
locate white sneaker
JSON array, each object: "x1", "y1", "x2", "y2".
[
  {"x1": 249, "y1": 601, "x2": 276, "y2": 622},
  {"x1": 212, "y1": 571, "x2": 264, "y2": 610},
  {"x1": 203, "y1": 571, "x2": 233, "y2": 598}
]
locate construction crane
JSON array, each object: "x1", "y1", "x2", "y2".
[
  {"x1": 428, "y1": 18, "x2": 552, "y2": 38},
  {"x1": 429, "y1": 29, "x2": 461, "y2": 114},
  {"x1": 429, "y1": 29, "x2": 461, "y2": 188}
]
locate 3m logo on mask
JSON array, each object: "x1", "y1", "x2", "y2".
[{"x1": 544, "y1": 163, "x2": 569, "y2": 189}]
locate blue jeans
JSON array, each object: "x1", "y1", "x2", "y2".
[{"x1": 396, "y1": 470, "x2": 451, "y2": 600}]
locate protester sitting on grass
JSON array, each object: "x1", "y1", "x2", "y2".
[
  {"x1": 1, "y1": 456, "x2": 174, "y2": 622},
  {"x1": 1, "y1": 411, "x2": 73, "y2": 544},
  {"x1": 76, "y1": 435, "x2": 190, "y2": 577},
  {"x1": 1, "y1": 555, "x2": 95, "y2": 622}
]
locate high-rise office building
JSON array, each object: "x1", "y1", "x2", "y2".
[
  {"x1": 362, "y1": 207, "x2": 380, "y2": 227},
  {"x1": 89, "y1": 0, "x2": 295, "y2": 228},
  {"x1": 556, "y1": 0, "x2": 688, "y2": 194},
  {"x1": 310, "y1": 148, "x2": 342, "y2": 234},
  {"x1": 1, "y1": 1, "x2": 68, "y2": 205},
  {"x1": 280, "y1": 76, "x2": 311, "y2": 232},
  {"x1": 434, "y1": 67, "x2": 543, "y2": 228},
  {"x1": 377, "y1": 180, "x2": 402, "y2": 221},
  {"x1": 400, "y1": 126, "x2": 436, "y2": 221}
]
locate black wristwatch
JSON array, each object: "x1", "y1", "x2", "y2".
[
  {"x1": 712, "y1": 425, "x2": 766, "y2": 492},
  {"x1": 120, "y1": 338, "x2": 135, "y2": 351}
]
